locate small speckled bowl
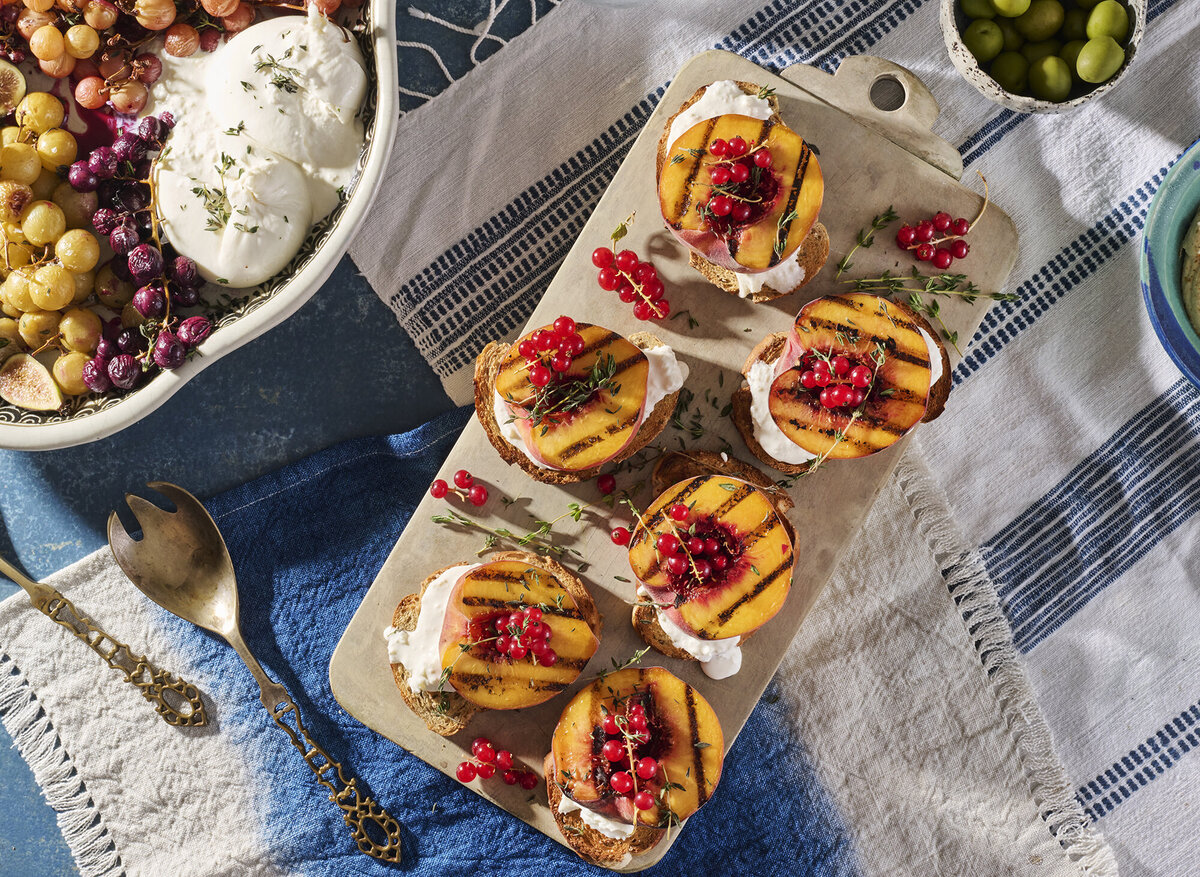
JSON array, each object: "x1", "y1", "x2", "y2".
[
  {"x1": 1142, "y1": 138, "x2": 1200, "y2": 389},
  {"x1": 940, "y1": 0, "x2": 1145, "y2": 114}
]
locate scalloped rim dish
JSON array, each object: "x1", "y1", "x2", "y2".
[{"x1": 0, "y1": 0, "x2": 398, "y2": 450}]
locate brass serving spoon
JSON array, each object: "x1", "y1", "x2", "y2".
[
  {"x1": 0, "y1": 554, "x2": 207, "y2": 727},
  {"x1": 107, "y1": 482, "x2": 403, "y2": 863}
]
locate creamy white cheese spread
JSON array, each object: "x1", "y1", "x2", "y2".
[
  {"x1": 919, "y1": 328, "x2": 944, "y2": 386},
  {"x1": 383, "y1": 563, "x2": 475, "y2": 694},
  {"x1": 152, "y1": 7, "x2": 367, "y2": 287},
  {"x1": 557, "y1": 793, "x2": 636, "y2": 840},
  {"x1": 494, "y1": 345, "x2": 689, "y2": 470},
  {"x1": 734, "y1": 253, "x2": 807, "y2": 298},
  {"x1": 637, "y1": 585, "x2": 743, "y2": 679}
]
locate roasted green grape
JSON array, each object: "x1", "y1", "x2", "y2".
[{"x1": 52, "y1": 350, "x2": 90, "y2": 395}]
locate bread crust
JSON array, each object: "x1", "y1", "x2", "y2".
[
  {"x1": 474, "y1": 330, "x2": 681, "y2": 484},
  {"x1": 655, "y1": 80, "x2": 828, "y2": 301},
  {"x1": 544, "y1": 751, "x2": 665, "y2": 865},
  {"x1": 733, "y1": 300, "x2": 953, "y2": 473},
  {"x1": 388, "y1": 551, "x2": 601, "y2": 737}
]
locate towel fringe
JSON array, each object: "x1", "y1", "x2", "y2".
[
  {"x1": 896, "y1": 450, "x2": 1120, "y2": 877},
  {"x1": 0, "y1": 653, "x2": 125, "y2": 877}
]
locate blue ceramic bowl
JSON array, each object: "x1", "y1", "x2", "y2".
[{"x1": 1142, "y1": 139, "x2": 1200, "y2": 388}]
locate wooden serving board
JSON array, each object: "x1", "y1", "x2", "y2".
[{"x1": 330, "y1": 50, "x2": 1017, "y2": 870}]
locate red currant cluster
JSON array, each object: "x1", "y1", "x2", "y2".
[
  {"x1": 699, "y1": 135, "x2": 774, "y2": 228},
  {"x1": 429, "y1": 469, "x2": 489, "y2": 507},
  {"x1": 457, "y1": 736, "x2": 539, "y2": 789},
  {"x1": 896, "y1": 211, "x2": 972, "y2": 270},
  {"x1": 597, "y1": 473, "x2": 617, "y2": 495},
  {"x1": 654, "y1": 504, "x2": 741, "y2": 588},
  {"x1": 518, "y1": 316, "x2": 586, "y2": 388},
  {"x1": 472, "y1": 605, "x2": 558, "y2": 667},
  {"x1": 599, "y1": 702, "x2": 659, "y2": 811},
  {"x1": 796, "y1": 354, "x2": 875, "y2": 410},
  {"x1": 592, "y1": 246, "x2": 669, "y2": 322}
]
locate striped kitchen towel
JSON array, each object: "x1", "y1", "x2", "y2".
[{"x1": 353, "y1": 0, "x2": 1200, "y2": 872}]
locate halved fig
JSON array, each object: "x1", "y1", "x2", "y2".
[
  {"x1": 659, "y1": 112, "x2": 823, "y2": 274},
  {"x1": 437, "y1": 560, "x2": 599, "y2": 710},
  {"x1": 628, "y1": 474, "x2": 793, "y2": 641},
  {"x1": 550, "y1": 667, "x2": 723, "y2": 827},
  {"x1": 767, "y1": 293, "x2": 937, "y2": 459},
  {"x1": 494, "y1": 322, "x2": 650, "y2": 471}
]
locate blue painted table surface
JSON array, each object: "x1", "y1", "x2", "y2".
[{"x1": 0, "y1": 2, "x2": 555, "y2": 872}]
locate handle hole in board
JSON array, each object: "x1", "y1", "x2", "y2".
[{"x1": 869, "y1": 74, "x2": 906, "y2": 112}]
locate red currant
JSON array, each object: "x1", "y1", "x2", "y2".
[
  {"x1": 618, "y1": 284, "x2": 637, "y2": 303},
  {"x1": 832, "y1": 355, "x2": 851, "y2": 376},
  {"x1": 952, "y1": 217, "x2": 970, "y2": 236},
  {"x1": 518, "y1": 339, "x2": 537, "y2": 360},
  {"x1": 709, "y1": 138, "x2": 729, "y2": 157},
  {"x1": 502, "y1": 770, "x2": 519, "y2": 785},
  {"x1": 731, "y1": 203, "x2": 753, "y2": 223},
  {"x1": 666, "y1": 554, "x2": 689, "y2": 576},
  {"x1": 915, "y1": 243, "x2": 935, "y2": 262},
  {"x1": 669, "y1": 503, "x2": 689, "y2": 521},
  {"x1": 592, "y1": 247, "x2": 613, "y2": 268},
  {"x1": 850, "y1": 387, "x2": 866, "y2": 407},
  {"x1": 508, "y1": 611, "x2": 525, "y2": 629},
  {"x1": 524, "y1": 606, "x2": 543, "y2": 623},
  {"x1": 685, "y1": 536, "x2": 703, "y2": 555},
  {"x1": 553, "y1": 315, "x2": 576, "y2": 337},
  {"x1": 468, "y1": 484, "x2": 488, "y2": 507},
  {"x1": 730, "y1": 162, "x2": 750, "y2": 183},
  {"x1": 456, "y1": 761, "x2": 477, "y2": 782},
  {"x1": 472, "y1": 737, "x2": 492, "y2": 755},
  {"x1": 519, "y1": 771, "x2": 539, "y2": 790},
  {"x1": 603, "y1": 714, "x2": 620, "y2": 735},
  {"x1": 628, "y1": 713, "x2": 648, "y2": 732},
  {"x1": 597, "y1": 267, "x2": 620, "y2": 291},
  {"x1": 615, "y1": 250, "x2": 638, "y2": 272},
  {"x1": 753, "y1": 148, "x2": 772, "y2": 169},
  {"x1": 657, "y1": 532, "x2": 682, "y2": 555},
  {"x1": 709, "y1": 165, "x2": 731, "y2": 186},
  {"x1": 530, "y1": 364, "x2": 552, "y2": 387},
  {"x1": 597, "y1": 473, "x2": 616, "y2": 495},
  {"x1": 610, "y1": 771, "x2": 634, "y2": 794},
  {"x1": 709, "y1": 195, "x2": 733, "y2": 217},
  {"x1": 551, "y1": 352, "x2": 572, "y2": 372},
  {"x1": 632, "y1": 300, "x2": 653, "y2": 321},
  {"x1": 850, "y1": 365, "x2": 873, "y2": 388},
  {"x1": 610, "y1": 526, "x2": 631, "y2": 546},
  {"x1": 453, "y1": 469, "x2": 473, "y2": 489},
  {"x1": 634, "y1": 791, "x2": 655, "y2": 811},
  {"x1": 475, "y1": 763, "x2": 495, "y2": 779},
  {"x1": 495, "y1": 634, "x2": 511, "y2": 654},
  {"x1": 896, "y1": 225, "x2": 916, "y2": 246},
  {"x1": 532, "y1": 329, "x2": 555, "y2": 351},
  {"x1": 712, "y1": 553, "x2": 729, "y2": 571},
  {"x1": 703, "y1": 537, "x2": 721, "y2": 555},
  {"x1": 819, "y1": 387, "x2": 836, "y2": 409},
  {"x1": 535, "y1": 649, "x2": 558, "y2": 667},
  {"x1": 476, "y1": 744, "x2": 496, "y2": 764},
  {"x1": 530, "y1": 639, "x2": 550, "y2": 657},
  {"x1": 800, "y1": 370, "x2": 817, "y2": 389},
  {"x1": 915, "y1": 221, "x2": 935, "y2": 242},
  {"x1": 509, "y1": 644, "x2": 528, "y2": 660},
  {"x1": 932, "y1": 247, "x2": 953, "y2": 270},
  {"x1": 693, "y1": 558, "x2": 712, "y2": 580},
  {"x1": 951, "y1": 239, "x2": 970, "y2": 259},
  {"x1": 629, "y1": 704, "x2": 644, "y2": 717},
  {"x1": 811, "y1": 359, "x2": 830, "y2": 374},
  {"x1": 727, "y1": 136, "x2": 747, "y2": 157},
  {"x1": 643, "y1": 278, "x2": 665, "y2": 301},
  {"x1": 813, "y1": 370, "x2": 831, "y2": 388},
  {"x1": 933, "y1": 211, "x2": 952, "y2": 232},
  {"x1": 564, "y1": 333, "x2": 586, "y2": 355},
  {"x1": 603, "y1": 739, "x2": 626, "y2": 761},
  {"x1": 634, "y1": 262, "x2": 657, "y2": 283},
  {"x1": 429, "y1": 479, "x2": 448, "y2": 498},
  {"x1": 653, "y1": 299, "x2": 670, "y2": 319}
]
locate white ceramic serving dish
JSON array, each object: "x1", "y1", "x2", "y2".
[
  {"x1": 940, "y1": 0, "x2": 1144, "y2": 114},
  {"x1": 0, "y1": 0, "x2": 399, "y2": 451}
]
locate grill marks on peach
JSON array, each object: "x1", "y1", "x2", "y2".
[
  {"x1": 438, "y1": 561, "x2": 599, "y2": 710},
  {"x1": 629, "y1": 476, "x2": 794, "y2": 640},
  {"x1": 769, "y1": 294, "x2": 934, "y2": 459}
]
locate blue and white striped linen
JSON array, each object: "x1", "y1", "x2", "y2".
[{"x1": 354, "y1": 0, "x2": 1200, "y2": 872}]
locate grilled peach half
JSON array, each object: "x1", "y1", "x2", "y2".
[
  {"x1": 494, "y1": 322, "x2": 650, "y2": 471},
  {"x1": 550, "y1": 667, "x2": 723, "y2": 828},
  {"x1": 767, "y1": 293, "x2": 940, "y2": 459},
  {"x1": 659, "y1": 112, "x2": 823, "y2": 274},
  {"x1": 628, "y1": 474, "x2": 793, "y2": 641},
  {"x1": 437, "y1": 560, "x2": 599, "y2": 710}
]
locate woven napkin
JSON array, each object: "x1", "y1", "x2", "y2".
[{"x1": 0, "y1": 407, "x2": 1111, "y2": 875}]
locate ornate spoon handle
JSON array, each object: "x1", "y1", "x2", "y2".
[
  {"x1": 1, "y1": 557, "x2": 207, "y2": 727},
  {"x1": 258, "y1": 678, "x2": 403, "y2": 862}
]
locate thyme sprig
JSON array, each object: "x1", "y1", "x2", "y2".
[
  {"x1": 506, "y1": 353, "x2": 620, "y2": 435},
  {"x1": 835, "y1": 205, "x2": 898, "y2": 277},
  {"x1": 430, "y1": 508, "x2": 587, "y2": 564},
  {"x1": 842, "y1": 266, "x2": 1016, "y2": 303}
]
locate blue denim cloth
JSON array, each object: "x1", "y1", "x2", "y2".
[{"x1": 185, "y1": 407, "x2": 857, "y2": 876}]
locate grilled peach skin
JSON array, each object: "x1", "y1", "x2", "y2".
[
  {"x1": 550, "y1": 667, "x2": 723, "y2": 828},
  {"x1": 493, "y1": 323, "x2": 650, "y2": 472},
  {"x1": 628, "y1": 474, "x2": 793, "y2": 640},
  {"x1": 659, "y1": 113, "x2": 823, "y2": 274},
  {"x1": 437, "y1": 560, "x2": 599, "y2": 710}
]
